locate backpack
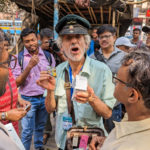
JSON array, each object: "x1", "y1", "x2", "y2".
[{"x1": 18, "y1": 49, "x2": 52, "y2": 71}]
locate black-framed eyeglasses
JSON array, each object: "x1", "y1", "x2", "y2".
[
  {"x1": 112, "y1": 76, "x2": 132, "y2": 87},
  {"x1": 99, "y1": 34, "x2": 113, "y2": 40},
  {"x1": 0, "y1": 54, "x2": 17, "y2": 69}
]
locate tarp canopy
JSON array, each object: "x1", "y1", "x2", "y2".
[{"x1": 11, "y1": 0, "x2": 133, "y2": 36}]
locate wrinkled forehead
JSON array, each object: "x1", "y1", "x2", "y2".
[{"x1": 117, "y1": 65, "x2": 129, "y2": 80}]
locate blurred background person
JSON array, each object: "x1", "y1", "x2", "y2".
[
  {"x1": 142, "y1": 26, "x2": 150, "y2": 49},
  {"x1": 87, "y1": 27, "x2": 99, "y2": 56},
  {"x1": 40, "y1": 28, "x2": 66, "y2": 66},
  {"x1": 131, "y1": 28, "x2": 145, "y2": 49},
  {"x1": 115, "y1": 36, "x2": 135, "y2": 53},
  {"x1": 39, "y1": 28, "x2": 56, "y2": 145}
]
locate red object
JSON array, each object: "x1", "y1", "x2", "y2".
[
  {"x1": 0, "y1": 69, "x2": 19, "y2": 134},
  {"x1": 146, "y1": 10, "x2": 150, "y2": 17}
]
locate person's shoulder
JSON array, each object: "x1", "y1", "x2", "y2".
[
  {"x1": 88, "y1": 56, "x2": 110, "y2": 72},
  {"x1": 56, "y1": 61, "x2": 68, "y2": 72}
]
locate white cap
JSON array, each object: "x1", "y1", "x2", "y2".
[{"x1": 115, "y1": 37, "x2": 135, "y2": 47}]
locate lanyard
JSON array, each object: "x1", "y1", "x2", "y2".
[
  {"x1": 69, "y1": 65, "x2": 83, "y2": 98},
  {"x1": 69, "y1": 66, "x2": 74, "y2": 98}
]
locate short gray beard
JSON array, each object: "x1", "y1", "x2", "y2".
[{"x1": 63, "y1": 47, "x2": 86, "y2": 62}]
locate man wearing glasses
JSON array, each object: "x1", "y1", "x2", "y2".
[
  {"x1": 0, "y1": 51, "x2": 30, "y2": 134},
  {"x1": 0, "y1": 30, "x2": 25, "y2": 150},
  {"x1": 0, "y1": 31, "x2": 30, "y2": 132},
  {"x1": 91, "y1": 24, "x2": 126, "y2": 132},
  {"x1": 90, "y1": 50, "x2": 150, "y2": 150}
]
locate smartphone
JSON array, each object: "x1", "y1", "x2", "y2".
[{"x1": 24, "y1": 104, "x2": 31, "y2": 111}]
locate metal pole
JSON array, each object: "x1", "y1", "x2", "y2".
[{"x1": 54, "y1": 0, "x2": 59, "y2": 40}]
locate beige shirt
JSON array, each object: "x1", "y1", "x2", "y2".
[{"x1": 101, "y1": 114, "x2": 150, "y2": 150}]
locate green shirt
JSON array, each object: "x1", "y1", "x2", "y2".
[{"x1": 45, "y1": 56, "x2": 116, "y2": 149}]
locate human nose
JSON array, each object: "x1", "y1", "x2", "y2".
[{"x1": 70, "y1": 36, "x2": 78, "y2": 45}]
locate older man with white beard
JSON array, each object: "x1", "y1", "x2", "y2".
[{"x1": 37, "y1": 14, "x2": 116, "y2": 149}]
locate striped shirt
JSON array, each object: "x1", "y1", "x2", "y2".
[{"x1": 0, "y1": 69, "x2": 19, "y2": 134}]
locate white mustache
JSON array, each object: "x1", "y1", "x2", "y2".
[{"x1": 69, "y1": 44, "x2": 80, "y2": 50}]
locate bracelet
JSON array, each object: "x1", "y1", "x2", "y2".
[{"x1": 5, "y1": 112, "x2": 8, "y2": 120}]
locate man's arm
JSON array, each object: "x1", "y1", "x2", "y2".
[
  {"x1": 0, "y1": 108, "x2": 27, "y2": 121},
  {"x1": 16, "y1": 55, "x2": 39, "y2": 87},
  {"x1": 75, "y1": 87, "x2": 112, "y2": 119},
  {"x1": 45, "y1": 90, "x2": 56, "y2": 113},
  {"x1": 75, "y1": 66, "x2": 116, "y2": 119}
]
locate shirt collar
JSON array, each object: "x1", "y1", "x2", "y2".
[
  {"x1": 64, "y1": 55, "x2": 91, "y2": 76},
  {"x1": 99, "y1": 47, "x2": 121, "y2": 56},
  {"x1": 23, "y1": 47, "x2": 44, "y2": 56},
  {"x1": 114, "y1": 114, "x2": 150, "y2": 139}
]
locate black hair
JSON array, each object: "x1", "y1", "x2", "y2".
[
  {"x1": 97, "y1": 24, "x2": 116, "y2": 35},
  {"x1": 94, "y1": 40, "x2": 100, "y2": 50},
  {"x1": 92, "y1": 26, "x2": 99, "y2": 31},
  {"x1": 20, "y1": 28, "x2": 36, "y2": 41},
  {"x1": 40, "y1": 28, "x2": 53, "y2": 40},
  {"x1": 133, "y1": 28, "x2": 141, "y2": 33}
]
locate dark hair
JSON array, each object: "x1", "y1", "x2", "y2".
[
  {"x1": 40, "y1": 28, "x2": 53, "y2": 40},
  {"x1": 122, "y1": 49, "x2": 150, "y2": 109},
  {"x1": 92, "y1": 26, "x2": 99, "y2": 31},
  {"x1": 94, "y1": 40, "x2": 100, "y2": 50},
  {"x1": 20, "y1": 28, "x2": 36, "y2": 41},
  {"x1": 133, "y1": 28, "x2": 141, "y2": 33},
  {"x1": 97, "y1": 24, "x2": 116, "y2": 35}
]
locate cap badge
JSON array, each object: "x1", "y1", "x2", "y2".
[{"x1": 69, "y1": 25, "x2": 74, "y2": 33}]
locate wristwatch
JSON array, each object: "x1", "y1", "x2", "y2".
[{"x1": 1, "y1": 112, "x2": 7, "y2": 120}]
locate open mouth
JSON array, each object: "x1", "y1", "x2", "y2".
[
  {"x1": 71, "y1": 47, "x2": 80, "y2": 53},
  {"x1": 72, "y1": 47, "x2": 79, "y2": 51}
]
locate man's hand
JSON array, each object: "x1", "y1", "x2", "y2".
[
  {"x1": 36, "y1": 71, "x2": 56, "y2": 91},
  {"x1": 74, "y1": 85, "x2": 94, "y2": 103},
  {"x1": 28, "y1": 55, "x2": 39, "y2": 68},
  {"x1": 18, "y1": 98, "x2": 31, "y2": 110},
  {"x1": 75, "y1": 0, "x2": 90, "y2": 7},
  {"x1": 7, "y1": 108, "x2": 27, "y2": 121},
  {"x1": 89, "y1": 136, "x2": 106, "y2": 150}
]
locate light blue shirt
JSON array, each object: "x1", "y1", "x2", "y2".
[{"x1": 45, "y1": 56, "x2": 116, "y2": 149}]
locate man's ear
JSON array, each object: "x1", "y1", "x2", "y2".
[{"x1": 128, "y1": 89, "x2": 139, "y2": 103}]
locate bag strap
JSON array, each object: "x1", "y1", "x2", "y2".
[
  {"x1": 18, "y1": 49, "x2": 24, "y2": 72},
  {"x1": 64, "y1": 69, "x2": 76, "y2": 124},
  {"x1": 43, "y1": 50, "x2": 52, "y2": 66},
  {"x1": 94, "y1": 51, "x2": 106, "y2": 63},
  {"x1": 7, "y1": 78, "x2": 13, "y2": 109}
]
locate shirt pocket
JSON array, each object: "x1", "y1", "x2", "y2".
[{"x1": 55, "y1": 89, "x2": 67, "y2": 114}]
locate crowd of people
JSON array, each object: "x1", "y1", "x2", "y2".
[{"x1": 0, "y1": 12, "x2": 150, "y2": 150}]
